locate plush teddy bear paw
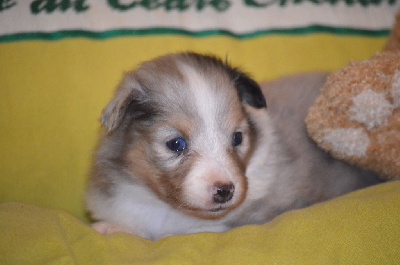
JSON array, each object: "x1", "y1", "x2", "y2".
[{"x1": 306, "y1": 52, "x2": 400, "y2": 181}]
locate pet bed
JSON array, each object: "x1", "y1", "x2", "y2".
[{"x1": 1, "y1": 2, "x2": 399, "y2": 264}]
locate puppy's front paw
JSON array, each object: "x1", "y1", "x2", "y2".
[{"x1": 91, "y1": 221, "x2": 130, "y2": 235}]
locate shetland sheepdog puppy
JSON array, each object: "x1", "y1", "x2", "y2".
[{"x1": 86, "y1": 52, "x2": 380, "y2": 240}]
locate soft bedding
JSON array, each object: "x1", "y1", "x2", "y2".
[
  {"x1": 1, "y1": 181, "x2": 399, "y2": 264},
  {"x1": 0, "y1": 1, "x2": 399, "y2": 264}
]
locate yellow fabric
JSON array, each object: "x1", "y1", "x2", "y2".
[
  {"x1": 0, "y1": 35, "x2": 387, "y2": 221},
  {"x1": 1, "y1": 181, "x2": 399, "y2": 264},
  {"x1": 0, "y1": 33, "x2": 396, "y2": 264}
]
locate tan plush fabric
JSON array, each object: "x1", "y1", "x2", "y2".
[
  {"x1": 385, "y1": 10, "x2": 400, "y2": 51},
  {"x1": 307, "y1": 52, "x2": 400, "y2": 180}
]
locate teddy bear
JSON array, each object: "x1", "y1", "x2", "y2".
[{"x1": 306, "y1": 10, "x2": 400, "y2": 181}]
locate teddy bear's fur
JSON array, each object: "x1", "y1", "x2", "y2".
[
  {"x1": 306, "y1": 53, "x2": 400, "y2": 180},
  {"x1": 306, "y1": 10, "x2": 400, "y2": 181},
  {"x1": 385, "y1": 10, "x2": 400, "y2": 52}
]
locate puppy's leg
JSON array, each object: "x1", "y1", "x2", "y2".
[
  {"x1": 91, "y1": 221, "x2": 132, "y2": 235},
  {"x1": 92, "y1": 222, "x2": 173, "y2": 240}
]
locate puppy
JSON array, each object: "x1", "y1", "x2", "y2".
[{"x1": 86, "y1": 52, "x2": 380, "y2": 240}]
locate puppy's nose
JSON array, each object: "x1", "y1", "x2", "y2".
[{"x1": 213, "y1": 183, "x2": 234, "y2": 203}]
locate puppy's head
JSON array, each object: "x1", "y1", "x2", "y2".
[{"x1": 101, "y1": 52, "x2": 266, "y2": 219}]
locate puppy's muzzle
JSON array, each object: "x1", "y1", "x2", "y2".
[{"x1": 213, "y1": 182, "x2": 234, "y2": 203}]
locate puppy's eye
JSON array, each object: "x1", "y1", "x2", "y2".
[
  {"x1": 232, "y1": 132, "x2": 243, "y2": 147},
  {"x1": 166, "y1": 137, "x2": 187, "y2": 152}
]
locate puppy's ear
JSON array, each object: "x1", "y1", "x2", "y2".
[
  {"x1": 234, "y1": 72, "x2": 267, "y2": 109},
  {"x1": 101, "y1": 74, "x2": 144, "y2": 132}
]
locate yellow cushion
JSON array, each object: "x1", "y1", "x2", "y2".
[
  {"x1": 1, "y1": 181, "x2": 399, "y2": 264},
  {"x1": 0, "y1": 35, "x2": 387, "y2": 221},
  {"x1": 0, "y1": 3, "x2": 398, "y2": 263}
]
